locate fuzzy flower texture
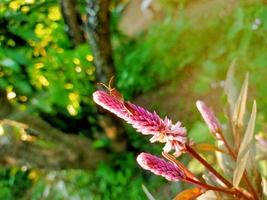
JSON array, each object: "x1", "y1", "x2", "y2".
[
  {"x1": 93, "y1": 90, "x2": 187, "y2": 156},
  {"x1": 136, "y1": 152, "x2": 186, "y2": 181}
]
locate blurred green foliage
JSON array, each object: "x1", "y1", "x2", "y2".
[
  {"x1": 1, "y1": 0, "x2": 267, "y2": 199},
  {"x1": 0, "y1": 0, "x2": 98, "y2": 137},
  {"x1": 0, "y1": 168, "x2": 32, "y2": 200}
]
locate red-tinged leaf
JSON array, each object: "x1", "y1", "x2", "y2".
[
  {"x1": 162, "y1": 152, "x2": 198, "y2": 182},
  {"x1": 173, "y1": 188, "x2": 204, "y2": 200},
  {"x1": 193, "y1": 143, "x2": 226, "y2": 154},
  {"x1": 233, "y1": 101, "x2": 256, "y2": 187}
]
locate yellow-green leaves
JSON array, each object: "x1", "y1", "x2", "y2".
[{"x1": 233, "y1": 101, "x2": 257, "y2": 187}]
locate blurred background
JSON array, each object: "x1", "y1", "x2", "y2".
[{"x1": 0, "y1": 0, "x2": 267, "y2": 199}]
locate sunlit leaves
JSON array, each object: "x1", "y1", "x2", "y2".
[
  {"x1": 233, "y1": 101, "x2": 257, "y2": 187},
  {"x1": 232, "y1": 73, "x2": 249, "y2": 148},
  {"x1": 48, "y1": 6, "x2": 61, "y2": 21},
  {"x1": 232, "y1": 73, "x2": 249, "y2": 128}
]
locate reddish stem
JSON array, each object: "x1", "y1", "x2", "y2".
[
  {"x1": 185, "y1": 177, "x2": 232, "y2": 195},
  {"x1": 185, "y1": 144, "x2": 233, "y2": 188},
  {"x1": 185, "y1": 177, "x2": 253, "y2": 199},
  {"x1": 185, "y1": 145, "x2": 253, "y2": 200}
]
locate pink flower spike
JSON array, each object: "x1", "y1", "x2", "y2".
[
  {"x1": 136, "y1": 152, "x2": 186, "y2": 181},
  {"x1": 196, "y1": 100, "x2": 222, "y2": 139},
  {"x1": 93, "y1": 90, "x2": 132, "y2": 122},
  {"x1": 93, "y1": 90, "x2": 187, "y2": 155}
]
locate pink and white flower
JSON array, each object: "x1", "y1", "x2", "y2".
[
  {"x1": 136, "y1": 152, "x2": 186, "y2": 181},
  {"x1": 93, "y1": 90, "x2": 187, "y2": 155},
  {"x1": 196, "y1": 100, "x2": 222, "y2": 140}
]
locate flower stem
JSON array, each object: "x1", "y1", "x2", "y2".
[
  {"x1": 185, "y1": 144, "x2": 233, "y2": 188},
  {"x1": 185, "y1": 177, "x2": 232, "y2": 195},
  {"x1": 185, "y1": 177, "x2": 253, "y2": 199}
]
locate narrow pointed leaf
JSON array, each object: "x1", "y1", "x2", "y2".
[
  {"x1": 173, "y1": 187, "x2": 203, "y2": 200},
  {"x1": 142, "y1": 185, "x2": 156, "y2": 200},
  {"x1": 224, "y1": 59, "x2": 237, "y2": 114},
  {"x1": 232, "y1": 73, "x2": 249, "y2": 128},
  {"x1": 216, "y1": 141, "x2": 235, "y2": 179},
  {"x1": 232, "y1": 73, "x2": 249, "y2": 149},
  {"x1": 233, "y1": 101, "x2": 256, "y2": 187}
]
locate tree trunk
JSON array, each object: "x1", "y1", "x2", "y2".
[
  {"x1": 0, "y1": 98, "x2": 106, "y2": 169},
  {"x1": 85, "y1": 0, "x2": 126, "y2": 152},
  {"x1": 86, "y1": 0, "x2": 115, "y2": 83},
  {"x1": 60, "y1": 0, "x2": 85, "y2": 46}
]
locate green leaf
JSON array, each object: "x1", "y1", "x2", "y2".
[
  {"x1": 227, "y1": 8, "x2": 244, "y2": 40},
  {"x1": 233, "y1": 101, "x2": 257, "y2": 187},
  {"x1": 142, "y1": 185, "x2": 155, "y2": 200}
]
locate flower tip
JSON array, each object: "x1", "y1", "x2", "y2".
[
  {"x1": 136, "y1": 152, "x2": 185, "y2": 182},
  {"x1": 196, "y1": 100, "x2": 204, "y2": 109},
  {"x1": 196, "y1": 100, "x2": 222, "y2": 137},
  {"x1": 136, "y1": 153, "x2": 148, "y2": 169},
  {"x1": 92, "y1": 91, "x2": 100, "y2": 103},
  {"x1": 92, "y1": 90, "x2": 109, "y2": 107}
]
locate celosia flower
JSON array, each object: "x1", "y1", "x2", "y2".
[
  {"x1": 93, "y1": 90, "x2": 187, "y2": 155},
  {"x1": 196, "y1": 100, "x2": 222, "y2": 139},
  {"x1": 136, "y1": 152, "x2": 186, "y2": 181}
]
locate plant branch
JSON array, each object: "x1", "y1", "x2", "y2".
[
  {"x1": 185, "y1": 144, "x2": 233, "y2": 188},
  {"x1": 185, "y1": 177, "x2": 253, "y2": 199}
]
